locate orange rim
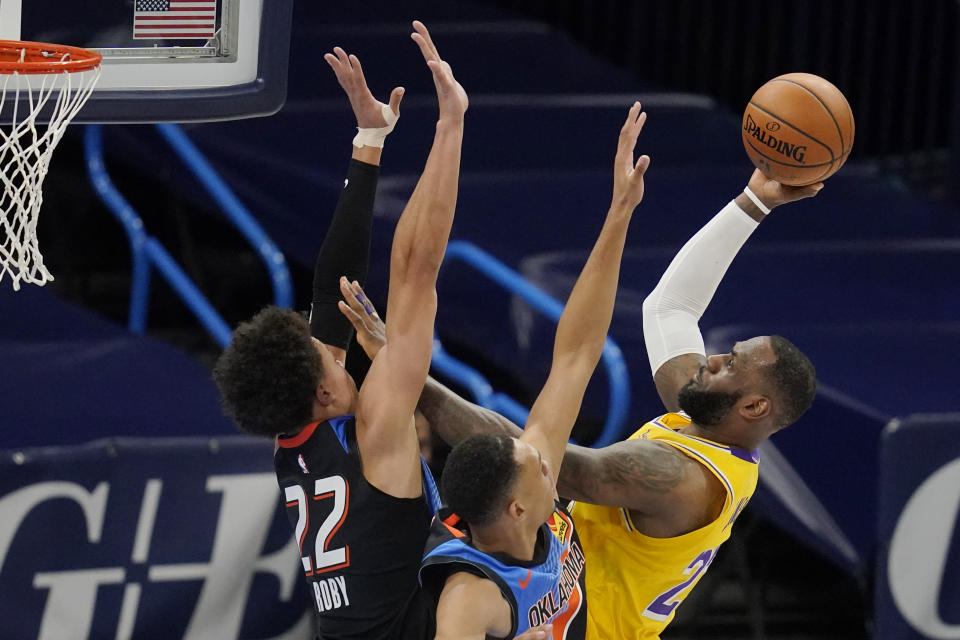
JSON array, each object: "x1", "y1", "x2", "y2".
[{"x1": 0, "y1": 40, "x2": 102, "y2": 75}]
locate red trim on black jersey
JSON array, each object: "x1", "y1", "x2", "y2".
[
  {"x1": 325, "y1": 480, "x2": 350, "y2": 550},
  {"x1": 277, "y1": 421, "x2": 321, "y2": 449},
  {"x1": 441, "y1": 513, "x2": 466, "y2": 539}
]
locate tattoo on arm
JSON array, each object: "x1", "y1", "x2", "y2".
[
  {"x1": 559, "y1": 442, "x2": 686, "y2": 506},
  {"x1": 556, "y1": 447, "x2": 600, "y2": 502},
  {"x1": 600, "y1": 445, "x2": 686, "y2": 493},
  {"x1": 418, "y1": 377, "x2": 523, "y2": 446}
]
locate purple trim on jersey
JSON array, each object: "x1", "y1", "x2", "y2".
[
  {"x1": 327, "y1": 415, "x2": 352, "y2": 453},
  {"x1": 682, "y1": 433, "x2": 760, "y2": 464},
  {"x1": 728, "y1": 446, "x2": 760, "y2": 463}
]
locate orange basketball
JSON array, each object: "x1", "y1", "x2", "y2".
[{"x1": 742, "y1": 73, "x2": 855, "y2": 186}]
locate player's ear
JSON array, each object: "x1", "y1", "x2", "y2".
[
  {"x1": 315, "y1": 382, "x2": 333, "y2": 407},
  {"x1": 508, "y1": 499, "x2": 524, "y2": 522},
  {"x1": 738, "y1": 393, "x2": 770, "y2": 420}
]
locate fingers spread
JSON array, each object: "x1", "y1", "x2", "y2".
[
  {"x1": 628, "y1": 111, "x2": 648, "y2": 152},
  {"x1": 348, "y1": 54, "x2": 365, "y2": 82},
  {"x1": 411, "y1": 33, "x2": 432, "y2": 64},
  {"x1": 339, "y1": 277, "x2": 363, "y2": 311},
  {"x1": 634, "y1": 110, "x2": 647, "y2": 133},
  {"x1": 617, "y1": 102, "x2": 641, "y2": 154},
  {"x1": 616, "y1": 104, "x2": 649, "y2": 172},
  {"x1": 340, "y1": 276, "x2": 379, "y2": 318},
  {"x1": 624, "y1": 106, "x2": 645, "y2": 142},
  {"x1": 352, "y1": 280, "x2": 378, "y2": 316},
  {"x1": 337, "y1": 301, "x2": 364, "y2": 329},
  {"x1": 412, "y1": 20, "x2": 440, "y2": 59},
  {"x1": 621, "y1": 101, "x2": 641, "y2": 130}
]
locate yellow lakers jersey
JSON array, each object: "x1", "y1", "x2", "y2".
[{"x1": 569, "y1": 412, "x2": 758, "y2": 639}]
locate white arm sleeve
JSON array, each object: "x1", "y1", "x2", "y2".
[{"x1": 642, "y1": 199, "x2": 760, "y2": 374}]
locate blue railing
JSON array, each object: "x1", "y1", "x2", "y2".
[
  {"x1": 85, "y1": 127, "x2": 627, "y2": 444},
  {"x1": 83, "y1": 124, "x2": 293, "y2": 348},
  {"x1": 435, "y1": 240, "x2": 630, "y2": 447}
]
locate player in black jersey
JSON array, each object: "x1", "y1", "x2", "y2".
[
  {"x1": 339, "y1": 103, "x2": 652, "y2": 639},
  {"x1": 214, "y1": 22, "x2": 467, "y2": 640}
]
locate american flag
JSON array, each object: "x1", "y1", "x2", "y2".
[{"x1": 133, "y1": 0, "x2": 217, "y2": 40}]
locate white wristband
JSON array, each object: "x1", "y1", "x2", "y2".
[
  {"x1": 352, "y1": 103, "x2": 399, "y2": 149},
  {"x1": 742, "y1": 186, "x2": 771, "y2": 215}
]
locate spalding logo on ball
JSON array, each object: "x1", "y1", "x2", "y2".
[{"x1": 742, "y1": 73, "x2": 855, "y2": 186}]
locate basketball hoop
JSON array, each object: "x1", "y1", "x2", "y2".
[{"x1": 0, "y1": 40, "x2": 101, "y2": 290}]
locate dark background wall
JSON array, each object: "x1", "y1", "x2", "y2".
[{"x1": 481, "y1": 0, "x2": 960, "y2": 195}]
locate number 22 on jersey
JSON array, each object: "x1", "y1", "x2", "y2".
[
  {"x1": 643, "y1": 547, "x2": 717, "y2": 621},
  {"x1": 285, "y1": 475, "x2": 350, "y2": 575}
]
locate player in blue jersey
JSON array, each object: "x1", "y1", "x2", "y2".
[
  {"x1": 214, "y1": 22, "x2": 473, "y2": 640},
  {"x1": 339, "y1": 103, "x2": 652, "y2": 639}
]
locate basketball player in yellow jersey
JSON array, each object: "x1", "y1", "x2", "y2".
[
  {"x1": 563, "y1": 171, "x2": 822, "y2": 637},
  {"x1": 336, "y1": 168, "x2": 823, "y2": 639}
]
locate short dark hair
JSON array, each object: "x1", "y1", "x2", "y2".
[
  {"x1": 764, "y1": 335, "x2": 817, "y2": 428},
  {"x1": 441, "y1": 434, "x2": 519, "y2": 527},
  {"x1": 213, "y1": 306, "x2": 322, "y2": 437}
]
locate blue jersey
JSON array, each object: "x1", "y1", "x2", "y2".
[{"x1": 419, "y1": 503, "x2": 587, "y2": 639}]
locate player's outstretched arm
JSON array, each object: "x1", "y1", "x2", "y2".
[
  {"x1": 643, "y1": 169, "x2": 823, "y2": 412},
  {"x1": 310, "y1": 48, "x2": 403, "y2": 360},
  {"x1": 341, "y1": 278, "x2": 703, "y2": 513},
  {"x1": 553, "y1": 439, "x2": 694, "y2": 513},
  {"x1": 355, "y1": 21, "x2": 468, "y2": 498},
  {"x1": 520, "y1": 103, "x2": 650, "y2": 486},
  {"x1": 339, "y1": 278, "x2": 526, "y2": 440}
]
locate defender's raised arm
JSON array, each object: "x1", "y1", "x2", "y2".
[{"x1": 353, "y1": 20, "x2": 468, "y2": 498}]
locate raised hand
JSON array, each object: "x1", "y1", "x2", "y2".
[
  {"x1": 324, "y1": 47, "x2": 404, "y2": 128},
  {"x1": 612, "y1": 102, "x2": 651, "y2": 212},
  {"x1": 337, "y1": 277, "x2": 386, "y2": 360},
  {"x1": 410, "y1": 20, "x2": 468, "y2": 121},
  {"x1": 747, "y1": 169, "x2": 823, "y2": 209}
]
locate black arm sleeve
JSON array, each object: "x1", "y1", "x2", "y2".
[{"x1": 309, "y1": 158, "x2": 379, "y2": 349}]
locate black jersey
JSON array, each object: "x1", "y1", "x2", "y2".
[
  {"x1": 419, "y1": 503, "x2": 588, "y2": 640},
  {"x1": 275, "y1": 415, "x2": 436, "y2": 639}
]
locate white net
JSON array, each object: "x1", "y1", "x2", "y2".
[{"x1": 0, "y1": 60, "x2": 101, "y2": 290}]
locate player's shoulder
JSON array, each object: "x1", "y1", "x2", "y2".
[
  {"x1": 443, "y1": 567, "x2": 500, "y2": 593},
  {"x1": 626, "y1": 411, "x2": 691, "y2": 440},
  {"x1": 277, "y1": 417, "x2": 354, "y2": 453}
]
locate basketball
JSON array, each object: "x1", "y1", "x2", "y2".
[{"x1": 742, "y1": 73, "x2": 855, "y2": 186}]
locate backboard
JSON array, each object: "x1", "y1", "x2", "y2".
[{"x1": 0, "y1": 0, "x2": 293, "y2": 123}]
